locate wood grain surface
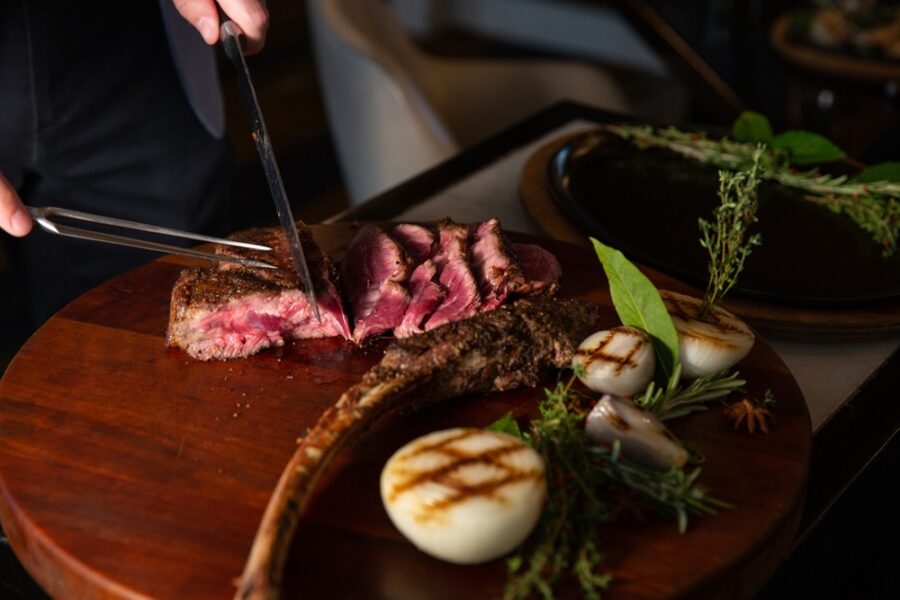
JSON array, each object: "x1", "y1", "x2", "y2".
[
  {"x1": 0, "y1": 225, "x2": 811, "y2": 599},
  {"x1": 520, "y1": 133, "x2": 900, "y2": 342}
]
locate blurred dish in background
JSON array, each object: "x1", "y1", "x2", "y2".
[
  {"x1": 771, "y1": 1, "x2": 900, "y2": 82},
  {"x1": 546, "y1": 130, "x2": 900, "y2": 307}
]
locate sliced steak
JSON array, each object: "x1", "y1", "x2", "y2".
[
  {"x1": 167, "y1": 267, "x2": 351, "y2": 361},
  {"x1": 510, "y1": 242, "x2": 562, "y2": 297},
  {"x1": 422, "y1": 221, "x2": 481, "y2": 331},
  {"x1": 341, "y1": 225, "x2": 412, "y2": 343},
  {"x1": 393, "y1": 260, "x2": 445, "y2": 338},
  {"x1": 235, "y1": 297, "x2": 600, "y2": 600},
  {"x1": 470, "y1": 218, "x2": 526, "y2": 311},
  {"x1": 168, "y1": 223, "x2": 351, "y2": 360},
  {"x1": 391, "y1": 223, "x2": 434, "y2": 262}
]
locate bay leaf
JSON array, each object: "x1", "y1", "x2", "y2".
[{"x1": 592, "y1": 238, "x2": 679, "y2": 383}]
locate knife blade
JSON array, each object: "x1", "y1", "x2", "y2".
[{"x1": 220, "y1": 20, "x2": 321, "y2": 322}]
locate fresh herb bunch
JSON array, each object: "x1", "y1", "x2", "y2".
[
  {"x1": 634, "y1": 363, "x2": 747, "y2": 421},
  {"x1": 500, "y1": 376, "x2": 728, "y2": 600},
  {"x1": 606, "y1": 122, "x2": 900, "y2": 255},
  {"x1": 699, "y1": 150, "x2": 764, "y2": 316}
]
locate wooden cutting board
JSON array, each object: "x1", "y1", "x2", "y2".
[{"x1": 0, "y1": 224, "x2": 811, "y2": 600}]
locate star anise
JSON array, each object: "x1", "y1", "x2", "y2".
[{"x1": 723, "y1": 398, "x2": 774, "y2": 434}]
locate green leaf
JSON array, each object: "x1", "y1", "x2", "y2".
[
  {"x1": 591, "y1": 238, "x2": 679, "y2": 383},
  {"x1": 732, "y1": 111, "x2": 773, "y2": 144},
  {"x1": 854, "y1": 161, "x2": 900, "y2": 183},
  {"x1": 771, "y1": 130, "x2": 845, "y2": 165},
  {"x1": 486, "y1": 412, "x2": 522, "y2": 439}
]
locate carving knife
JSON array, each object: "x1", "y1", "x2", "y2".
[{"x1": 220, "y1": 21, "x2": 321, "y2": 322}]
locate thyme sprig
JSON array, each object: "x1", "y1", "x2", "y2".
[
  {"x1": 501, "y1": 375, "x2": 728, "y2": 600},
  {"x1": 699, "y1": 152, "x2": 764, "y2": 316},
  {"x1": 606, "y1": 124, "x2": 900, "y2": 255},
  {"x1": 633, "y1": 364, "x2": 747, "y2": 421}
]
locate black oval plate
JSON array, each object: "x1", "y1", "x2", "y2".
[{"x1": 549, "y1": 131, "x2": 900, "y2": 307}]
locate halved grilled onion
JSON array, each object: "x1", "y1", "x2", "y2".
[{"x1": 659, "y1": 290, "x2": 754, "y2": 378}]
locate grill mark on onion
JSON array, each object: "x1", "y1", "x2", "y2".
[
  {"x1": 575, "y1": 331, "x2": 641, "y2": 373},
  {"x1": 387, "y1": 431, "x2": 544, "y2": 520},
  {"x1": 663, "y1": 295, "x2": 750, "y2": 336}
]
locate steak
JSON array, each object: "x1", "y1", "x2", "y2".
[
  {"x1": 169, "y1": 219, "x2": 565, "y2": 359},
  {"x1": 470, "y1": 218, "x2": 526, "y2": 311},
  {"x1": 234, "y1": 297, "x2": 600, "y2": 600},
  {"x1": 422, "y1": 221, "x2": 482, "y2": 331},
  {"x1": 393, "y1": 259, "x2": 445, "y2": 338},
  {"x1": 167, "y1": 224, "x2": 351, "y2": 360},
  {"x1": 510, "y1": 243, "x2": 562, "y2": 297},
  {"x1": 391, "y1": 223, "x2": 434, "y2": 262},
  {"x1": 340, "y1": 225, "x2": 413, "y2": 343}
]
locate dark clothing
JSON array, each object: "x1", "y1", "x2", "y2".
[{"x1": 0, "y1": 0, "x2": 231, "y2": 327}]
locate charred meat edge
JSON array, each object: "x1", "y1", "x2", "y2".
[{"x1": 233, "y1": 297, "x2": 599, "y2": 600}]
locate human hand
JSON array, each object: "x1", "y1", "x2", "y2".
[
  {"x1": 0, "y1": 171, "x2": 31, "y2": 237},
  {"x1": 172, "y1": 0, "x2": 269, "y2": 55}
]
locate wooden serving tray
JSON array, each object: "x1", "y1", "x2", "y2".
[
  {"x1": 0, "y1": 224, "x2": 810, "y2": 599},
  {"x1": 520, "y1": 132, "x2": 900, "y2": 341}
]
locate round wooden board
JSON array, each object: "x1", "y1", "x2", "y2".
[
  {"x1": 520, "y1": 132, "x2": 900, "y2": 342},
  {"x1": 0, "y1": 224, "x2": 811, "y2": 600}
]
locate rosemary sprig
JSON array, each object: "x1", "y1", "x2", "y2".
[
  {"x1": 633, "y1": 364, "x2": 747, "y2": 421},
  {"x1": 502, "y1": 376, "x2": 727, "y2": 600},
  {"x1": 606, "y1": 124, "x2": 900, "y2": 255},
  {"x1": 589, "y1": 443, "x2": 731, "y2": 534},
  {"x1": 699, "y1": 151, "x2": 764, "y2": 316}
]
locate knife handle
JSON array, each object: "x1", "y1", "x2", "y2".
[{"x1": 221, "y1": 20, "x2": 245, "y2": 55}]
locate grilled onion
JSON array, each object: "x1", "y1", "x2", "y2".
[
  {"x1": 380, "y1": 428, "x2": 545, "y2": 564},
  {"x1": 659, "y1": 290, "x2": 754, "y2": 378},
  {"x1": 585, "y1": 394, "x2": 688, "y2": 470},
  {"x1": 572, "y1": 326, "x2": 655, "y2": 396}
]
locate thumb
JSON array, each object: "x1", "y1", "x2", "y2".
[{"x1": 171, "y1": 0, "x2": 220, "y2": 45}]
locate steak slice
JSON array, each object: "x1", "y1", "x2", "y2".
[
  {"x1": 341, "y1": 225, "x2": 413, "y2": 343},
  {"x1": 391, "y1": 223, "x2": 435, "y2": 262},
  {"x1": 168, "y1": 223, "x2": 352, "y2": 360},
  {"x1": 393, "y1": 260, "x2": 445, "y2": 338},
  {"x1": 422, "y1": 221, "x2": 482, "y2": 331},
  {"x1": 392, "y1": 223, "x2": 445, "y2": 337},
  {"x1": 510, "y1": 242, "x2": 562, "y2": 297},
  {"x1": 470, "y1": 218, "x2": 526, "y2": 311},
  {"x1": 167, "y1": 267, "x2": 350, "y2": 361},
  {"x1": 234, "y1": 297, "x2": 600, "y2": 600}
]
